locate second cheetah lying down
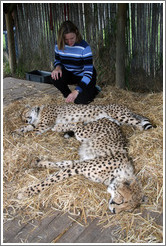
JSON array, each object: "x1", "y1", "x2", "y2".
[{"x1": 18, "y1": 118, "x2": 147, "y2": 214}]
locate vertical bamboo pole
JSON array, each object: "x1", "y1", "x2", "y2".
[
  {"x1": 5, "y1": 11, "x2": 17, "y2": 74},
  {"x1": 116, "y1": 3, "x2": 127, "y2": 89}
]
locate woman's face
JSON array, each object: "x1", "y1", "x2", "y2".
[{"x1": 64, "y1": 32, "x2": 77, "y2": 46}]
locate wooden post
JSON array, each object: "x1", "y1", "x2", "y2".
[
  {"x1": 84, "y1": 3, "x2": 91, "y2": 44},
  {"x1": 116, "y1": 3, "x2": 127, "y2": 89},
  {"x1": 5, "y1": 11, "x2": 17, "y2": 74}
]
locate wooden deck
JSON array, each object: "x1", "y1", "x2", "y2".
[
  {"x1": 3, "y1": 210, "x2": 121, "y2": 243},
  {"x1": 3, "y1": 77, "x2": 163, "y2": 244},
  {"x1": 3, "y1": 77, "x2": 56, "y2": 106}
]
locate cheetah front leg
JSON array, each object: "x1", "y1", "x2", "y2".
[
  {"x1": 33, "y1": 123, "x2": 52, "y2": 134},
  {"x1": 14, "y1": 124, "x2": 51, "y2": 135},
  {"x1": 17, "y1": 157, "x2": 115, "y2": 200},
  {"x1": 18, "y1": 166, "x2": 82, "y2": 199},
  {"x1": 13, "y1": 124, "x2": 35, "y2": 135},
  {"x1": 17, "y1": 157, "x2": 105, "y2": 199},
  {"x1": 31, "y1": 159, "x2": 79, "y2": 169}
]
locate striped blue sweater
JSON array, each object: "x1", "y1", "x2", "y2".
[{"x1": 53, "y1": 40, "x2": 94, "y2": 92}]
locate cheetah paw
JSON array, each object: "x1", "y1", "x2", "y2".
[
  {"x1": 31, "y1": 158, "x2": 41, "y2": 168},
  {"x1": 31, "y1": 159, "x2": 52, "y2": 169},
  {"x1": 17, "y1": 188, "x2": 29, "y2": 200},
  {"x1": 12, "y1": 129, "x2": 24, "y2": 136}
]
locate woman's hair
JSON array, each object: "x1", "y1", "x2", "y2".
[{"x1": 57, "y1": 21, "x2": 83, "y2": 50}]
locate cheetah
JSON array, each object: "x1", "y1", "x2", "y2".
[
  {"x1": 14, "y1": 103, "x2": 153, "y2": 135},
  {"x1": 18, "y1": 118, "x2": 145, "y2": 214}
]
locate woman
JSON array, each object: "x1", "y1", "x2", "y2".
[{"x1": 51, "y1": 20, "x2": 99, "y2": 104}]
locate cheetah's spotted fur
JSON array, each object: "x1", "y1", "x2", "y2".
[
  {"x1": 14, "y1": 103, "x2": 153, "y2": 135},
  {"x1": 17, "y1": 108, "x2": 152, "y2": 213}
]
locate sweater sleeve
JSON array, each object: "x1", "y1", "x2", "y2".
[
  {"x1": 82, "y1": 45, "x2": 93, "y2": 84},
  {"x1": 53, "y1": 44, "x2": 62, "y2": 68},
  {"x1": 75, "y1": 46, "x2": 94, "y2": 92}
]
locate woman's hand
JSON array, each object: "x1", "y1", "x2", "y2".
[
  {"x1": 65, "y1": 90, "x2": 79, "y2": 103},
  {"x1": 51, "y1": 66, "x2": 62, "y2": 80}
]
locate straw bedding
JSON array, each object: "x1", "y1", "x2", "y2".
[{"x1": 3, "y1": 86, "x2": 163, "y2": 243}]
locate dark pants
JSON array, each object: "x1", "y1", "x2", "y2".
[{"x1": 51, "y1": 67, "x2": 98, "y2": 104}]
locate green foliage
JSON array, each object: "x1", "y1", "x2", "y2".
[
  {"x1": 3, "y1": 34, "x2": 6, "y2": 50},
  {"x1": 15, "y1": 64, "x2": 26, "y2": 79},
  {"x1": 3, "y1": 60, "x2": 11, "y2": 77},
  {"x1": 3, "y1": 59, "x2": 26, "y2": 79}
]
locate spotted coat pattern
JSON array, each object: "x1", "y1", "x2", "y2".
[
  {"x1": 17, "y1": 117, "x2": 148, "y2": 213},
  {"x1": 14, "y1": 103, "x2": 153, "y2": 135}
]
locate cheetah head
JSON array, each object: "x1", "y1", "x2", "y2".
[
  {"x1": 21, "y1": 105, "x2": 41, "y2": 124},
  {"x1": 107, "y1": 177, "x2": 143, "y2": 214}
]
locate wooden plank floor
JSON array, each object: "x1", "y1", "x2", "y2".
[
  {"x1": 3, "y1": 77, "x2": 57, "y2": 106},
  {"x1": 3, "y1": 77, "x2": 163, "y2": 243},
  {"x1": 3, "y1": 211, "x2": 121, "y2": 243}
]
